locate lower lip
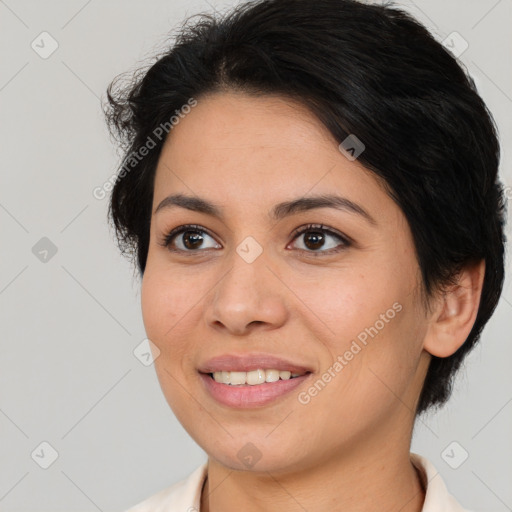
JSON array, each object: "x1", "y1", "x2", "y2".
[{"x1": 199, "y1": 373, "x2": 310, "y2": 408}]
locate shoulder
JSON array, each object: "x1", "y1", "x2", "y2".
[
  {"x1": 411, "y1": 452, "x2": 474, "y2": 512},
  {"x1": 125, "y1": 463, "x2": 207, "y2": 512}
]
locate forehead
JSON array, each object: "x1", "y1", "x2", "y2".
[
  {"x1": 152, "y1": 91, "x2": 393, "y2": 223},
  {"x1": 160, "y1": 91, "x2": 336, "y2": 164}
]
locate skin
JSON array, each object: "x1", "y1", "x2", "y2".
[{"x1": 141, "y1": 91, "x2": 485, "y2": 512}]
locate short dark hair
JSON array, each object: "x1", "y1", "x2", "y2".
[{"x1": 103, "y1": 0, "x2": 507, "y2": 415}]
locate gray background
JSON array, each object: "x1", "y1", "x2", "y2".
[{"x1": 0, "y1": 0, "x2": 511, "y2": 510}]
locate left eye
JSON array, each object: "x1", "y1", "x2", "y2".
[{"x1": 288, "y1": 224, "x2": 350, "y2": 255}]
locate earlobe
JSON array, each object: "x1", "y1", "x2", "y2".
[{"x1": 423, "y1": 259, "x2": 486, "y2": 358}]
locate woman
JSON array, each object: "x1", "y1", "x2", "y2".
[{"x1": 103, "y1": 0, "x2": 507, "y2": 510}]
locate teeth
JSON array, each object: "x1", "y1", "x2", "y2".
[
  {"x1": 229, "y1": 371, "x2": 246, "y2": 385},
  {"x1": 211, "y1": 369, "x2": 303, "y2": 385},
  {"x1": 247, "y1": 369, "x2": 266, "y2": 385},
  {"x1": 265, "y1": 369, "x2": 280, "y2": 382}
]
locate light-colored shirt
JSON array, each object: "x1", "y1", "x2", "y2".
[{"x1": 126, "y1": 452, "x2": 471, "y2": 511}]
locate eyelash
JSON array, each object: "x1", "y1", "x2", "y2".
[{"x1": 158, "y1": 223, "x2": 351, "y2": 257}]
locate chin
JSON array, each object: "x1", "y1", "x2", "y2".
[{"x1": 210, "y1": 449, "x2": 301, "y2": 474}]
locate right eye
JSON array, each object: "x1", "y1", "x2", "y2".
[{"x1": 159, "y1": 224, "x2": 221, "y2": 253}]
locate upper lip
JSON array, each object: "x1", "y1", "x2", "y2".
[{"x1": 198, "y1": 353, "x2": 313, "y2": 375}]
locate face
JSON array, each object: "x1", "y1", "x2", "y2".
[{"x1": 141, "y1": 91, "x2": 432, "y2": 474}]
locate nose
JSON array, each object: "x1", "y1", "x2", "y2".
[{"x1": 204, "y1": 249, "x2": 289, "y2": 336}]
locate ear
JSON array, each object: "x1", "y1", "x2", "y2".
[{"x1": 423, "y1": 259, "x2": 486, "y2": 358}]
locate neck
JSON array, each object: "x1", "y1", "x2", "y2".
[{"x1": 200, "y1": 421, "x2": 425, "y2": 512}]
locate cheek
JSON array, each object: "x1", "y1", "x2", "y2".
[
  {"x1": 290, "y1": 267, "x2": 404, "y2": 347},
  {"x1": 293, "y1": 266, "x2": 422, "y2": 393},
  {"x1": 140, "y1": 260, "x2": 216, "y2": 374},
  {"x1": 140, "y1": 265, "x2": 191, "y2": 352},
  {"x1": 141, "y1": 269, "x2": 169, "y2": 341},
  {"x1": 141, "y1": 267, "x2": 198, "y2": 409}
]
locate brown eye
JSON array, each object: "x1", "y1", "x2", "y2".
[
  {"x1": 289, "y1": 224, "x2": 351, "y2": 255},
  {"x1": 303, "y1": 231, "x2": 326, "y2": 250},
  {"x1": 181, "y1": 230, "x2": 205, "y2": 250},
  {"x1": 161, "y1": 225, "x2": 221, "y2": 253}
]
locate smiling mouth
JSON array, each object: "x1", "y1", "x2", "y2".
[{"x1": 209, "y1": 369, "x2": 308, "y2": 386}]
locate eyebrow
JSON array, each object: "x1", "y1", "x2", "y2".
[{"x1": 154, "y1": 193, "x2": 377, "y2": 226}]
